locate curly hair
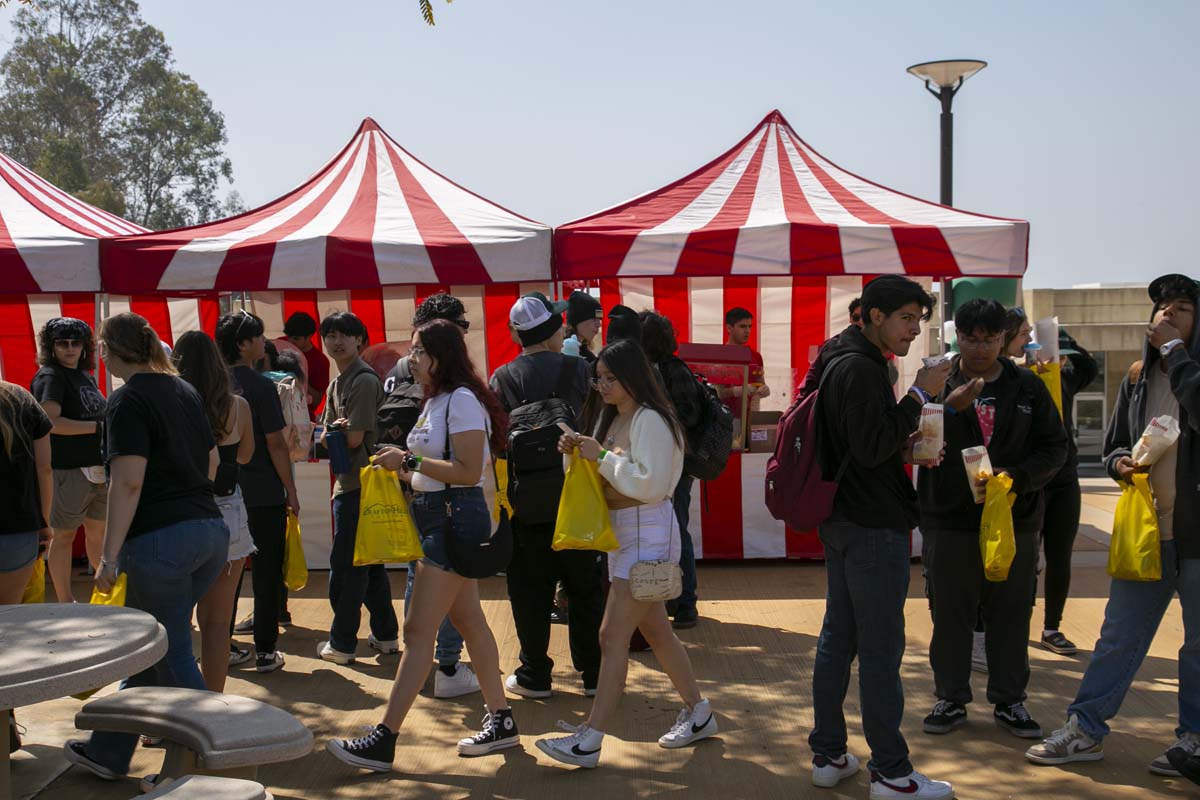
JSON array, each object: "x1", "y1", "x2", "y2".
[
  {"x1": 38, "y1": 317, "x2": 95, "y2": 372},
  {"x1": 413, "y1": 293, "x2": 465, "y2": 327}
]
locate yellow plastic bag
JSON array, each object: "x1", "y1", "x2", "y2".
[
  {"x1": 552, "y1": 454, "x2": 619, "y2": 552},
  {"x1": 493, "y1": 457, "x2": 514, "y2": 523},
  {"x1": 1032, "y1": 361, "x2": 1064, "y2": 419},
  {"x1": 1108, "y1": 473, "x2": 1161, "y2": 581},
  {"x1": 21, "y1": 558, "x2": 45, "y2": 604},
  {"x1": 89, "y1": 573, "x2": 127, "y2": 606},
  {"x1": 283, "y1": 511, "x2": 308, "y2": 591},
  {"x1": 354, "y1": 466, "x2": 423, "y2": 566},
  {"x1": 979, "y1": 473, "x2": 1017, "y2": 582}
]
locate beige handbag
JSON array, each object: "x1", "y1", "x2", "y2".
[{"x1": 627, "y1": 503, "x2": 682, "y2": 603}]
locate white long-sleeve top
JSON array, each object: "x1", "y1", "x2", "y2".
[{"x1": 593, "y1": 406, "x2": 684, "y2": 504}]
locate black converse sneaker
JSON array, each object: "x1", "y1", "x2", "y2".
[
  {"x1": 995, "y1": 702, "x2": 1043, "y2": 738},
  {"x1": 922, "y1": 700, "x2": 967, "y2": 734},
  {"x1": 326, "y1": 724, "x2": 397, "y2": 772},
  {"x1": 458, "y1": 708, "x2": 520, "y2": 755}
]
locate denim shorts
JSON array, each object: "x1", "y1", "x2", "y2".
[
  {"x1": 410, "y1": 487, "x2": 490, "y2": 575},
  {"x1": 0, "y1": 532, "x2": 40, "y2": 574}
]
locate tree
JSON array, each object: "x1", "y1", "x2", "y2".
[
  {"x1": 418, "y1": 0, "x2": 452, "y2": 26},
  {"x1": 0, "y1": 0, "x2": 238, "y2": 227}
]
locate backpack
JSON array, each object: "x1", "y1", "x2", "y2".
[
  {"x1": 377, "y1": 357, "x2": 421, "y2": 447},
  {"x1": 764, "y1": 353, "x2": 858, "y2": 530},
  {"x1": 275, "y1": 375, "x2": 314, "y2": 462},
  {"x1": 659, "y1": 356, "x2": 733, "y2": 481},
  {"x1": 492, "y1": 356, "x2": 580, "y2": 525}
]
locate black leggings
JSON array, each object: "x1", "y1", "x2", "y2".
[{"x1": 1040, "y1": 476, "x2": 1081, "y2": 631}]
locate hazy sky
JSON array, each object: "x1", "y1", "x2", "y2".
[{"x1": 3, "y1": 0, "x2": 1195, "y2": 288}]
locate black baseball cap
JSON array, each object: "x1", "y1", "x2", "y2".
[{"x1": 1149, "y1": 274, "x2": 1199, "y2": 305}]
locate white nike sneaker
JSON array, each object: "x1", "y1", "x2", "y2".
[
  {"x1": 658, "y1": 698, "x2": 717, "y2": 748},
  {"x1": 536, "y1": 722, "x2": 604, "y2": 768},
  {"x1": 869, "y1": 770, "x2": 954, "y2": 799},
  {"x1": 435, "y1": 663, "x2": 481, "y2": 699},
  {"x1": 1025, "y1": 714, "x2": 1104, "y2": 766},
  {"x1": 812, "y1": 752, "x2": 859, "y2": 788}
]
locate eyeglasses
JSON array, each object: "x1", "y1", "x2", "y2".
[
  {"x1": 409, "y1": 345, "x2": 426, "y2": 358},
  {"x1": 54, "y1": 339, "x2": 83, "y2": 348},
  {"x1": 235, "y1": 309, "x2": 258, "y2": 338},
  {"x1": 959, "y1": 334, "x2": 1004, "y2": 349},
  {"x1": 590, "y1": 376, "x2": 619, "y2": 390},
  {"x1": 454, "y1": 319, "x2": 470, "y2": 331}
]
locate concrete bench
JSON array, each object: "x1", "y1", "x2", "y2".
[
  {"x1": 141, "y1": 775, "x2": 273, "y2": 799},
  {"x1": 75, "y1": 688, "x2": 311, "y2": 783}
]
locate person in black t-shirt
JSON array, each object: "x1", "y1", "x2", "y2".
[
  {"x1": 64, "y1": 313, "x2": 227, "y2": 784},
  {"x1": 30, "y1": 317, "x2": 107, "y2": 602},
  {"x1": 490, "y1": 294, "x2": 603, "y2": 699},
  {"x1": 216, "y1": 310, "x2": 297, "y2": 674}
]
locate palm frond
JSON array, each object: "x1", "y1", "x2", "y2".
[{"x1": 419, "y1": 0, "x2": 435, "y2": 25}]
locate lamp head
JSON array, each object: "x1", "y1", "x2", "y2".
[{"x1": 906, "y1": 59, "x2": 987, "y2": 89}]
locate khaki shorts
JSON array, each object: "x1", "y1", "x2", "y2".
[{"x1": 50, "y1": 468, "x2": 107, "y2": 530}]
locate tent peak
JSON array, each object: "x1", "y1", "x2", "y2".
[{"x1": 359, "y1": 117, "x2": 382, "y2": 133}]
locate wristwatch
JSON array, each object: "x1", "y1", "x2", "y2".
[
  {"x1": 1160, "y1": 338, "x2": 1185, "y2": 358},
  {"x1": 402, "y1": 453, "x2": 422, "y2": 472}
]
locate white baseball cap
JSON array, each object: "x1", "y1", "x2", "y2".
[{"x1": 509, "y1": 292, "x2": 568, "y2": 331}]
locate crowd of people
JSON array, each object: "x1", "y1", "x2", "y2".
[{"x1": 0, "y1": 271, "x2": 1196, "y2": 796}]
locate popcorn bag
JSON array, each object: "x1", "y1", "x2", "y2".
[
  {"x1": 962, "y1": 445, "x2": 993, "y2": 504},
  {"x1": 912, "y1": 404, "x2": 944, "y2": 462},
  {"x1": 1132, "y1": 415, "x2": 1180, "y2": 466}
]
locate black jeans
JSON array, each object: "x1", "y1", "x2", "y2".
[
  {"x1": 674, "y1": 475, "x2": 698, "y2": 611},
  {"x1": 328, "y1": 489, "x2": 399, "y2": 654},
  {"x1": 245, "y1": 505, "x2": 286, "y2": 655},
  {"x1": 809, "y1": 513, "x2": 912, "y2": 779},
  {"x1": 1041, "y1": 475, "x2": 1081, "y2": 631},
  {"x1": 506, "y1": 516, "x2": 605, "y2": 691},
  {"x1": 927, "y1": 528, "x2": 1039, "y2": 706}
]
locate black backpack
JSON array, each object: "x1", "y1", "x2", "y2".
[
  {"x1": 660, "y1": 356, "x2": 733, "y2": 481},
  {"x1": 492, "y1": 356, "x2": 580, "y2": 525},
  {"x1": 376, "y1": 357, "x2": 421, "y2": 447}
]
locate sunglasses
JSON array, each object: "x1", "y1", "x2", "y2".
[
  {"x1": 54, "y1": 339, "x2": 83, "y2": 348},
  {"x1": 236, "y1": 309, "x2": 258, "y2": 337}
]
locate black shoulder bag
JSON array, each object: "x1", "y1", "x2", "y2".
[{"x1": 440, "y1": 392, "x2": 513, "y2": 579}]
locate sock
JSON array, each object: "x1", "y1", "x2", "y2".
[
  {"x1": 439, "y1": 663, "x2": 458, "y2": 677},
  {"x1": 1043, "y1": 629, "x2": 1059, "y2": 637}
]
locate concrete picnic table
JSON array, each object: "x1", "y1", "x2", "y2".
[{"x1": 0, "y1": 603, "x2": 167, "y2": 799}]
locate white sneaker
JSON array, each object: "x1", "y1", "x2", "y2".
[
  {"x1": 367, "y1": 634, "x2": 400, "y2": 655},
  {"x1": 657, "y1": 698, "x2": 717, "y2": 748},
  {"x1": 1025, "y1": 714, "x2": 1104, "y2": 765},
  {"x1": 812, "y1": 753, "x2": 859, "y2": 788},
  {"x1": 971, "y1": 630, "x2": 988, "y2": 673},
  {"x1": 505, "y1": 673, "x2": 552, "y2": 699},
  {"x1": 536, "y1": 722, "x2": 603, "y2": 768},
  {"x1": 435, "y1": 663, "x2": 481, "y2": 699},
  {"x1": 869, "y1": 770, "x2": 954, "y2": 799},
  {"x1": 317, "y1": 640, "x2": 356, "y2": 665},
  {"x1": 1150, "y1": 731, "x2": 1200, "y2": 776}
]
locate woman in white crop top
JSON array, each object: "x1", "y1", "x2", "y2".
[{"x1": 536, "y1": 339, "x2": 717, "y2": 769}]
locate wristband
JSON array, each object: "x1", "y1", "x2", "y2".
[
  {"x1": 598, "y1": 449, "x2": 608, "y2": 462},
  {"x1": 909, "y1": 386, "x2": 931, "y2": 405}
]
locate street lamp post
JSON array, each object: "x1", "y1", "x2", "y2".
[{"x1": 906, "y1": 59, "x2": 987, "y2": 349}]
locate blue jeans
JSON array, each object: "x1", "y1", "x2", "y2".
[
  {"x1": 1069, "y1": 541, "x2": 1200, "y2": 741},
  {"x1": 404, "y1": 561, "x2": 464, "y2": 666},
  {"x1": 327, "y1": 490, "x2": 399, "y2": 654},
  {"x1": 809, "y1": 513, "x2": 913, "y2": 779},
  {"x1": 85, "y1": 517, "x2": 228, "y2": 774},
  {"x1": 674, "y1": 476, "x2": 697, "y2": 611}
]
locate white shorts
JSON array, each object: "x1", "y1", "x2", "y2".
[
  {"x1": 216, "y1": 487, "x2": 256, "y2": 563},
  {"x1": 607, "y1": 499, "x2": 680, "y2": 582}
]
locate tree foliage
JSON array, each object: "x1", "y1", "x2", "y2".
[
  {"x1": 0, "y1": 0, "x2": 239, "y2": 227},
  {"x1": 419, "y1": 0, "x2": 452, "y2": 26}
]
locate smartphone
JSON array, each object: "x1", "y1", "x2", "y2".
[{"x1": 556, "y1": 422, "x2": 575, "y2": 435}]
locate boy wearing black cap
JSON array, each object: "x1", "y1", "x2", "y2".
[
  {"x1": 1027, "y1": 273, "x2": 1200, "y2": 776},
  {"x1": 564, "y1": 290, "x2": 603, "y2": 363}
]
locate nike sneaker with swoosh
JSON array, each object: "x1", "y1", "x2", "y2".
[
  {"x1": 1024, "y1": 714, "x2": 1104, "y2": 765},
  {"x1": 812, "y1": 752, "x2": 860, "y2": 788},
  {"x1": 536, "y1": 722, "x2": 604, "y2": 768},
  {"x1": 868, "y1": 769, "x2": 954, "y2": 799},
  {"x1": 658, "y1": 698, "x2": 718, "y2": 748}
]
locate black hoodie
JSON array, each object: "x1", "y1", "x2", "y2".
[
  {"x1": 815, "y1": 325, "x2": 923, "y2": 530},
  {"x1": 917, "y1": 357, "x2": 1068, "y2": 535},
  {"x1": 1103, "y1": 299, "x2": 1200, "y2": 559}
]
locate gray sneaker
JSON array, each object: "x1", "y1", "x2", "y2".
[
  {"x1": 1025, "y1": 714, "x2": 1104, "y2": 765},
  {"x1": 1150, "y1": 732, "x2": 1200, "y2": 776}
]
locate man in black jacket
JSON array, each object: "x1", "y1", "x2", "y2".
[
  {"x1": 808, "y1": 275, "x2": 955, "y2": 799},
  {"x1": 1027, "y1": 273, "x2": 1200, "y2": 776},
  {"x1": 918, "y1": 299, "x2": 1068, "y2": 741}
]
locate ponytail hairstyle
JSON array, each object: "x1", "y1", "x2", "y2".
[
  {"x1": 0, "y1": 381, "x2": 36, "y2": 461},
  {"x1": 172, "y1": 331, "x2": 233, "y2": 438},
  {"x1": 415, "y1": 319, "x2": 508, "y2": 452},
  {"x1": 99, "y1": 313, "x2": 176, "y2": 375}
]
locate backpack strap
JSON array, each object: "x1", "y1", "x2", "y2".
[
  {"x1": 817, "y1": 352, "x2": 867, "y2": 482},
  {"x1": 551, "y1": 355, "x2": 577, "y2": 400}
]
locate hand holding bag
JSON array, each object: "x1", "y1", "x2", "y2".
[
  {"x1": 979, "y1": 473, "x2": 1017, "y2": 582},
  {"x1": 1108, "y1": 473, "x2": 1160, "y2": 581},
  {"x1": 355, "y1": 466, "x2": 424, "y2": 566},
  {"x1": 553, "y1": 453, "x2": 618, "y2": 552},
  {"x1": 283, "y1": 510, "x2": 309, "y2": 590}
]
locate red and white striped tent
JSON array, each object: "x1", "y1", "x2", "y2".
[
  {"x1": 102, "y1": 118, "x2": 552, "y2": 293},
  {"x1": 558, "y1": 111, "x2": 1030, "y2": 560},
  {"x1": 0, "y1": 153, "x2": 151, "y2": 388},
  {"x1": 554, "y1": 109, "x2": 1028, "y2": 279}
]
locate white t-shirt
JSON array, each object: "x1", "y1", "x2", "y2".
[{"x1": 407, "y1": 387, "x2": 491, "y2": 492}]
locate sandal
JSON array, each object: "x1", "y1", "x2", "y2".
[{"x1": 1040, "y1": 631, "x2": 1077, "y2": 655}]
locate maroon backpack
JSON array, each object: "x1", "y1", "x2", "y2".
[{"x1": 764, "y1": 353, "x2": 857, "y2": 530}]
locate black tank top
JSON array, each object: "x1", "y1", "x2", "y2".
[{"x1": 212, "y1": 442, "x2": 240, "y2": 497}]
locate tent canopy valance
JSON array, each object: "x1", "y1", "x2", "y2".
[
  {"x1": 0, "y1": 153, "x2": 148, "y2": 294},
  {"x1": 102, "y1": 118, "x2": 552, "y2": 293},
  {"x1": 553, "y1": 110, "x2": 1028, "y2": 281}
]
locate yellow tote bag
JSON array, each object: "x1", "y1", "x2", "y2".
[
  {"x1": 354, "y1": 466, "x2": 423, "y2": 566},
  {"x1": 493, "y1": 457, "x2": 514, "y2": 523},
  {"x1": 21, "y1": 558, "x2": 45, "y2": 604},
  {"x1": 552, "y1": 454, "x2": 618, "y2": 552},
  {"x1": 1108, "y1": 473, "x2": 1161, "y2": 581},
  {"x1": 979, "y1": 473, "x2": 1017, "y2": 582},
  {"x1": 283, "y1": 511, "x2": 308, "y2": 591},
  {"x1": 89, "y1": 573, "x2": 127, "y2": 606}
]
